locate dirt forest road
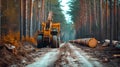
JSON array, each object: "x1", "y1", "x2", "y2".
[{"x1": 26, "y1": 43, "x2": 103, "y2": 67}]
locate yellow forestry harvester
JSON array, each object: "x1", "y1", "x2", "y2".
[{"x1": 37, "y1": 12, "x2": 60, "y2": 48}]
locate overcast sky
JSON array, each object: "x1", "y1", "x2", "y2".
[{"x1": 60, "y1": 0, "x2": 73, "y2": 24}]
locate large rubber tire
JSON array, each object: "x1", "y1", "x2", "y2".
[
  {"x1": 57, "y1": 37, "x2": 60, "y2": 48},
  {"x1": 37, "y1": 35, "x2": 43, "y2": 48},
  {"x1": 52, "y1": 36, "x2": 59, "y2": 48}
]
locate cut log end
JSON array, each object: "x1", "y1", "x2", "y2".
[{"x1": 88, "y1": 38, "x2": 98, "y2": 48}]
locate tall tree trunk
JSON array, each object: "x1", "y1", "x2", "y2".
[
  {"x1": 20, "y1": 0, "x2": 23, "y2": 41},
  {"x1": 106, "y1": 0, "x2": 109, "y2": 39},
  {"x1": 36, "y1": 0, "x2": 40, "y2": 31},
  {"x1": 38, "y1": 0, "x2": 41, "y2": 31},
  {"x1": 23, "y1": 0, "x2": 28, "y2": 38},
  {"x1": 26, "y1": 0, "x2": 28, "y2": 37},
  {"x1": 113, "y1": 0, "x2": 117, "y2": 40},
  {"x1": 93, "y1": 0, "x2": 98, "y2": 37},
  {"x1": 42, "y1": 0, "x2": 45, "y2": 21},
  {"x1": 109, "y1": 0, "x2": 113, "y2": 45},
  {"x1": 30, "y1": 0, "x2": 33, "y2": 37},
  {"x1": 23, "y1": 0, "x2": 25, "y2": 38},
  {"x1": 99, "y1": 0, "x2": 103, "y2": 42},
  {"x1": 39, "y1": 0, "x2": 43, "y2": 30},
  {"x1": 117, "y1": 0, "x2": 119, "y2": 40},
  {"x1": 86, "y1": 0, "x2": 89, "y2": 38},
  {"x1": 41, "y1": 0, "x2": 44, "y2": 22},
  {"x1": 25, "y1": 0, "x2": 28, "y2": 37},
  {"x1": 105, "y1": 0, "x2": 108, "y2": 39},
  {"x1": 96, "y1": 0, "x2": 100, "y2": 40},
  {"x1": 89, "y1": 1, "x2": 92, "y2": 35},
  {"x1": 33, "y1": 0, "x2": 38, "y2": 33},
  {"x1": 85, "y1": 0, "x2": 87, "y2": 37},
  {"x1": 0, "y1": 0, "x2": 1, "y2": 39}
]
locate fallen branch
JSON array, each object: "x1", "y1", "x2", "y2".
[{"x1": 4, "y1": 44, "x2": 17, "y2": 55}]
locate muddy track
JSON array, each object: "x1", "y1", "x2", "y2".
[{"x1": 26, "y1": 43, "x2": 103, "y2": 67}]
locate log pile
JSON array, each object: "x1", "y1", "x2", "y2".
[
  {"x1": 102, "y1": 39, "x2": 120, "y2": 48},
  {"x1": 69, "y1": 38, "x2": 98, "y2": 48}
]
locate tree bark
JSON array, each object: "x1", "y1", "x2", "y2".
[
  {"x1": 96, "y1": 0, "x2": 100, "y2": 39},
  {"x1": 23, "y1": 0, "x2": 28, "y2": 38},
  {"x1": 30, "y1": 0, "x2": 33, "y2": 37},
  {"x1": 25, "y1": 0, "x2": 28, "y2": 37},
  {"x1": 89, "y1": 1, "x2": 92, "y2": 35},
  {"x1": 0, "y1": 0, "x2": 1, "y2": 39},
  {"x1": 42, "y1": 0, "x2": 45, "y2": 21},
  {"x1": 85, "y1": 0, "x2": 87, "y2": 37},
  {"x1": 113, "y1": 0, "x2": 117, "y2": 40},
  {"x1": 39, "y1": 0, "x2": 43, "y2": 30},
  {"x1": 99, "y1": 0, "x2": 103, "y2": 42},
  {"x1": 109, "y1": 0, "x2": 113, "y2": 45},
  {"x1": 94, "y1": 0, "x2": 97, "y2": 28},
  {"x1": 93, "y1": 0, "x2": 98, "y2": 38},
  {"x1": 36, "y1": 0, "x2": 40, "y2": 31},
  {"x1": 69, "y1": 38, "x2": 98, "y2": 48},
  {"x1": 20, "y1": 0, "x2": 23, "y2": 41},
  {"x1": 117, "y1": 0, "x2": 119, "y2": 40},
  {"x1": 38, "y1": 0, "x2": 41, "y2": 31},
  {"x1": 105, "y1": 0, "x2": 109, "y2": 39}
]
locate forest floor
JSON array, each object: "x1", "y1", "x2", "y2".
[
  {"x1": 74, "y1": 43, "x2": 120, "y2": 67},
  {"x1": 26, "y1": 43, "x2": 103, "y2": 67},
  {"x1": 0, "y1": 42, "x2": 120, "y2": 67},
  {"x1": 0, "y1": 42, "x2": 47, "y2": 67}
]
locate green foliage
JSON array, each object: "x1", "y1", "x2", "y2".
[
  {"x1": 67, "y1": 0, "x2": 80, "y2": 23},
  {"x1": 45, "y1": 0, "x2": 66, "y2": 24}
]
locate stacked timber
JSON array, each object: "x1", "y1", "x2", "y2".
[
  {"x1": 102, "y1": 39, "x2": 120, "y2": 48},
  {"x1": 69, "y1": 38, "x2": 98, "y2": 48}
]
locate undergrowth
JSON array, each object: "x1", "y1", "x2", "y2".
[{"x1": 1, "y1": 30, "x2": 37, "y2": 48}]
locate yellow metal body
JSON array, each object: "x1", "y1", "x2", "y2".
[
  {"x1": 37, "y1": 11, "x2": 60, "y2": 48},
  {"x1": 41, "y1": 21, "x2": 60, "y2": 41}
]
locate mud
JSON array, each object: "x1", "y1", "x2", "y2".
[
  {"x1": 73, "y1": 43, "x2": 120, "y2": 67},
  {"x1": 26, "y1": 43, "x2": 103, "y2": 67},
  {"x1": 55, "y1": 43, "x2": 103, "y2": 67},
  {"x1": 0, "y1": 42, "x2": 119, "y2": 67}
]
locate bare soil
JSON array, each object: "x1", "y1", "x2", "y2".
[
  {"x1": 0, "y1": 42, "x2": 120, "y2": 67},
  {"x1": 0, "y1": 42, "x2": 50, "y2": 67},
  {"x1": 73, "y1": 43, "x2": 120, "y2": 67},
  {"x1": 55, "y1": 43, "x2": 103, "y2": 67}
]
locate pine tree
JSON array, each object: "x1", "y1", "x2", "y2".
[{"x1": 0, "y1": 0, "x2": 1, "y2": 39}]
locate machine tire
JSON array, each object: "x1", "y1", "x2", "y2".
[
  {"x1": 57, "y1": 37, "x2": 60, "y2": 47},
  {"x1": 52, "y1": 36, "x2": 59, "y2": 48},
  {"x1": 37, "y1": 35, "x2": 43, "y2": 48}
]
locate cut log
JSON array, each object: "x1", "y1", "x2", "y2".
[
  {"x1": 116, "y1": 43, "x2": 120, "y2": 48},
  {"x1": 69, "y1": 38, "x2": 98, "y2": 48},
  {"x1": 4, "y1": 44, "x2": 15, "y2": 50},
  {"x1": 113, "y1": 54, "x2": 120, "y2": 57},
  {"x1": 102, "y1": 39, "x2": 120, "y2": 48}
]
